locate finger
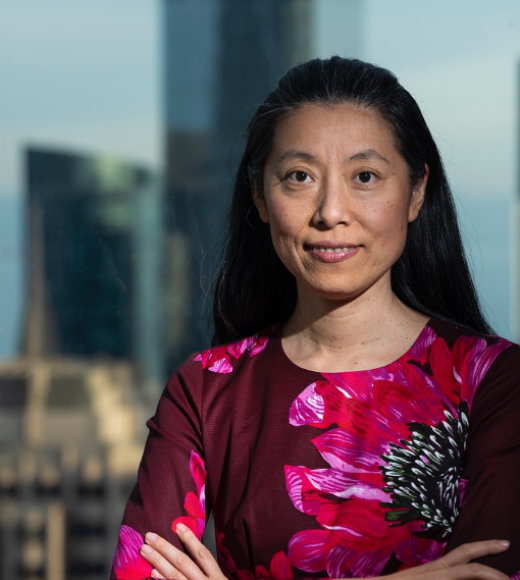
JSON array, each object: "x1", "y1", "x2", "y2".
[
  {"x1": 145, "y1": 532, "x2": 207, "y2": 580},
  {"x1": 434, "y1": 541, "x2": 510, "y2": 569},
  {"x1": 140, "y1": 543, "x2": 187, "y2": 580},
  {"x1": 140, "y1": 542, "x2": 187, "y2": 580},
  {"x1": 175, "y1": 523, "x2": 223, "y2": 579},
  {"x1": 151, "y1": 569, "x2": 166, "y2": 579},
  {"x1": 444, "y1": 563, "x2": 510, "y2": 580},
  {"x1": 391, "y1": 546, "x2": 510, "y2": 580}
]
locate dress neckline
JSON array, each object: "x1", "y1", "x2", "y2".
[{"x1": 275, "y1": 317, "x2": 434, "y2": 376}]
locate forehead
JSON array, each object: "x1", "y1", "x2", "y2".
[{"x1": 269, "y1": 103, "x2": 398, "y2": 160}]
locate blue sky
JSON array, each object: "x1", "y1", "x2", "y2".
[{"x1": 0, "y1": 0, "x2": 518, "y2": 356}]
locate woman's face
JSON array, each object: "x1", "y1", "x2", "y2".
[{"x1": 255, "y1": 103, "x2": 427, "y2": 304}]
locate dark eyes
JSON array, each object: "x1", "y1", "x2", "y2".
[
  {"x1": 356, "y1": 171, "x2": 374, "y2": 184},
  {"x1": 288, "y1": 171, "x2": 311, "y2": 183},
  {"x1": 286, "y1": 170, "x2": 376, "y2": 184}
]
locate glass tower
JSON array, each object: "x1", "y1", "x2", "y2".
[
  {"x1": 163, "y1": 0, "x2": 313, "y2": 370},
  {"x1": 23, "y1": 148, "x2": 163, "y2": 391}
]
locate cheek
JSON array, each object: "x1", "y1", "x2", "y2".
[
  {"x1": 364, "y1": 201, "x2": 410, "y2": 250},
  {"x1": 266, "y1": 199, "x2": 309, "y2": 239}
]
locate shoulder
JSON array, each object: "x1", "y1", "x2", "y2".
[
  {"x1": 427, "y1": 317, "x2": 518, "y2": 410},
  {"x1": 192, "y1": 331, "x2": 271, "y2": 374}
]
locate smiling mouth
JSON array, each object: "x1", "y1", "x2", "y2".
[
  {"x1": 308, "y1": 246, "x2": 357, "y2": 253},
  {"x1": 303, "y1": 243, "x2": 361, "y2": 262}
]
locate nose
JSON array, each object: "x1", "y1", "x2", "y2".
[{"x1": 312, "y1": 174, "x2": 352, "y2": 228}]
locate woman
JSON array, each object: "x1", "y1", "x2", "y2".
[{"x1": 110, "y1": 57, "x2": 520, "y2": 579}]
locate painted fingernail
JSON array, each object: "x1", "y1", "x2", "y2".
[
  {"x1": 141, "y1": 544, "x2": 153, "y2": 554},
  {"x1": 146, "y1": 532, "x2": 158, "y2": 542},
  {"x1": 498, "y1": 540, "x2": 510, "y2": 548},
  {"x1": 176, "y1": 523, "x2": 188, "y2": 533}
]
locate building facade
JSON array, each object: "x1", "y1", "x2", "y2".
[
  {"x1": 163, "y1": 0, "x2": 314, "y2": 370},
  {"x1": 0, "y1": 148, "x2": 162, "y2": 579},
  {"x1": 24, "y1": 148, "x2": 163, "y2": 393}
]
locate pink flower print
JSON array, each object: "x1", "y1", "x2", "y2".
[
  {"x1": 216, "y1": 526, "x2": 294, "y2": 580},
  {"x1": 172, "y1": 451, "x2": 207, "y2": 540},
  {"x1": 285, "y1": 331, "x2": 510, "y2": 577},
  {"x1": 111, "y1": 525, "x2": 153, "y2": 579},
  {"x1": 215, "y1": 529, "x2": 255, "y2": 580},
  {"x1": 195, "y1": 334, "x2": 269, "y2": 374},
  {"x1": 195, "y1": 345, "x2": 234, "y2": 374},
  {"x1": 255, "y1": 551, "x2": 294, "y2": 579}
]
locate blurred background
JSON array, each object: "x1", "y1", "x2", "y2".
[{"x1": 0, "y1": 1, "x2": 518, "y2": 578}]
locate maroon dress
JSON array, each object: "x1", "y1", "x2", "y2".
[{"x1": 109, "y1": 318, "x2": 520, "y2": 579}]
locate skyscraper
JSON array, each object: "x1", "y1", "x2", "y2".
[
  {"x1": 0, "y1": 147, "x2": 162, "y2": 579},
  {"x1": 24, "y1": 148, "x2": 163, "y2": 392},
  {"x1": 163, "y1": 0, "x2": 314, "y2": 370},
  {"x1": 514, "y1": 59, "x2": 520, "y2": 341}
]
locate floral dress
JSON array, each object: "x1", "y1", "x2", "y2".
[{"x1": 110, "y1": 318, "x2": 520, "y2": 579}]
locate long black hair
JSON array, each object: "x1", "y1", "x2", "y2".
[{"x1": 212, "y1": 57, "x2": 492, "y2": 345}]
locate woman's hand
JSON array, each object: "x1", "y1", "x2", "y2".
[
  {"x1": 140, "y1": 523, "x2": 226, "y2": 580},
  {"x1": 140, "y1": 529, "x2": 510, "y2": 580},
  {"x1": 387, "y1": 540, "x2": 510, "y2": 580}
]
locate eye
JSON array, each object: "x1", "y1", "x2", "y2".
[
  {"x1": 356, "y1": 171, "x2": 374, "y2": 184},
  {"x1": 288, "y1": 170, "x2": 311, "y2": 183}
]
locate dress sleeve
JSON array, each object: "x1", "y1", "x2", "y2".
[
  {"x1": 109, "y1": 356, "x2": 208, "y2": 580},
  {"x1": 446, "y1": 343, "x2": 520, "y2": 576}
]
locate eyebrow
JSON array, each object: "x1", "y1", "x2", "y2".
[
  {"x1": 349, "y1": 149, "x2": 390, "y2": 164},
  {"x1": 274, "y1": 150, "x2": 317, "y2": 165},
  {"x1": 274, "y1": 148, "x2": 390, "y2": 165}
]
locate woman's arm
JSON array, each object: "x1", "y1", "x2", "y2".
[
  {"x1": 109, "y1": 356, "x2": 208, "y2": 580},
  {"x1": 141, "y1": 526, "x2": 511, "y2": 580},
  {"x1": 446, "y1": 344, "x2": 520, "y2": 575}
]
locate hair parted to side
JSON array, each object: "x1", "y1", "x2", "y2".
[{"x1": 212, "y1": 56, "x2": 492, "y2": 345}]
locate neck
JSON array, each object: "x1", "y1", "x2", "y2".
[{"x1": 282, "y1": 279, "x2": 429, "y2": 372}]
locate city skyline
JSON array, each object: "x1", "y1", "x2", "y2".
[{"x1": 0, "y1": 0, "x2": 518, "y2": 349}]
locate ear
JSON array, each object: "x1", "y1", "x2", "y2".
[
  {"x1": 408, "y1": 163, "x2": 429, "y2": 222},
  {"x1": 251, "y1": 179, "x2": 269, "y2": 224}
]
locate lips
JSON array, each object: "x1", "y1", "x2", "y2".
[{"x1": 304, "y1": 242, "x2": 361, "y2": 263}]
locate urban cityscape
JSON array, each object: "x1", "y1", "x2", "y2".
[{"x1": 0, "y1": 1, "x2": 518, "y2": 579}]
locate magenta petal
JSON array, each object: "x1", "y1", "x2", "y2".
[
  {"x1": 284, "y1": 465, "x2": 310, "y2": 512},
  {"x1": 190, "y1": 450, "x2": 207, "y2": 499},
  {"x1": 395, "y1": 537, "x2": 446, "y2": 564},
  {"x1": 312, "y1": 428, "x2": 384, "y2": 471},
  {"x1": 511, "y1": 571, "x2": 520, "y2": 580},
  {"x1": 407, "y1": 325, "x2": 436, "y2": 365},
  {"x1": 322, "y1": 372, "x2": 372, "y2": 402},
  {"x1": 270, "y1": 551, "x2": 293, "y2": 579},
  {"x1": 248, "y1": 335, "x2": 268, "y2": 356},
  {"x1": 348, "y1": 548, "x2": 389, "y2": 578},
  {"x1": 288, "y1": 529, "x2": 337, "y2": 573},
  {"x1": 290, "y1": 383, "x2": 325, "y2": 426},
  {"x1": 464, "y1": 338, "x2": 510, "y2": 408},
  {"x1": 306, "y1": 468, "x2": 389, "y2": 501},
  {"x1": 227, "y1": 338, "x2": 249, "y2": 359},
  {"x1": 326, "y1": 545, "x2": 355, "y2": 578},
  {"x1": 112, "y1": 525, "x2": 152, "y2": 579},
  {"x1": 209, "y1": 357, "x2": 233, "y2": 373}
]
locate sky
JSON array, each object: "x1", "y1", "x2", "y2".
[{"x1": 0, "y1": 0, "x2": 518, "y2": 356}]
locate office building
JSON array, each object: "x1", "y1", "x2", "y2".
[
  {"x1": 0, "y1": 147, "x2": 161, "y2": 579},
  {"x1": 23, "y1": 148, "x2": 163, "y2": 393},
  {"x1": 163, "y1": 0, "x2": 314, "y2": 369}
]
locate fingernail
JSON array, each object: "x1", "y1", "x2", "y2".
[
  {"x1": 498, "y1": 540, "x2": 510, "y2": 548},
  {"x1": 140, "y1": 544, "x2": 153, "y2": 554},
  {"x1": 176, "y1": 523, "x2": 188, "y2": 533},
  {"x1": 146, "y1": 532, "x2": 158, "y2": 542}
]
